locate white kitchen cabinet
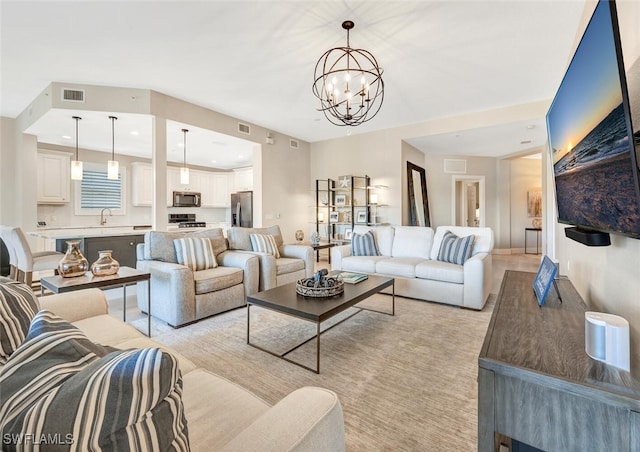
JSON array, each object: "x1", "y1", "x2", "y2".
[
  {"x1": 198, "y1": 172, "x2": 229, "y2": 208},
  {"x1": 37, "y1": 151, "x2": 71, "y2": 204},
  {"x1": 131, "y1": 162, "x2": 153, "y2": 206},
  {"x1": 233, "y1": 167, "x2": 253, "y2": 192},
  {"x1": 166, "y1": 166, "x2": 181, "y2": 206}
]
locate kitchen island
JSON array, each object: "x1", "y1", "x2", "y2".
[{"x1": 30, "y1": 226, "x2": 152, "y2": 269}]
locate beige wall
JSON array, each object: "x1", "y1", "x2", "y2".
[
  {"x1": 0, "y1": 117, "x2": 17, "y2": 225},
  {"x1": 310, "y1": 129, "x2": 402, "y2": 235},
  {"x1": 551, "y1": 0, "x2": 640, "y2": 373}
]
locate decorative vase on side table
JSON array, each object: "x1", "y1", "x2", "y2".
[
  {"x1": 91, "y1": 250, "x2": 120, "y2": 276},
  {"x1": 58, "y1": 240, "x2": 89, "y2": 278}
]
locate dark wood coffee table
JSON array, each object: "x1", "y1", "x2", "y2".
[{"x1": 246, "y1": 273, "x2": 394, "y2": 373}]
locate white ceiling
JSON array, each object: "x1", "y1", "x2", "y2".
[{"x1": 0, "y1": 1, "x2": 587, "y2": 164}]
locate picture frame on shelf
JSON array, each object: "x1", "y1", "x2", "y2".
[
  {"x1": 356, "y1": 210, "x2": 367, "y2": 224},
  {"x1": 345, "y1": 228, "x2": 353, "y2": 240},
  {"x1": 335, "y1": 194, "x2": 347, "y2": 207},
  {"x1": 329, "y1": 211, "x2": 340, "y2": 223}
]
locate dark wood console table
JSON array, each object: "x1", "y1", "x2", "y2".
[{"x1": 478, "y1": 270, "x2": 640, "y2": 451}]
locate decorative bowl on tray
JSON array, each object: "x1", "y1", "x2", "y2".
[{"x1": 296, "y1": 269, "x2": 344, "y2": 298}]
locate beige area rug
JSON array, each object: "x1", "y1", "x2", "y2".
[{"x1": 132, "y1": 294, "x2": 496, "y2": 451}]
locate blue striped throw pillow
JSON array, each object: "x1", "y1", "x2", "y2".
[
  {"x1": 250, "y1": 233, "x2": 281, "y2": 258},
  {"x1": 174, "y1": 237, "x2": 218, "y2": 271},
  {"x1": 0, "y1": 310, "x2": 190, "y2": 451},
  {"x1": 351, "y1": 230, "x2": 381, "y2": 256},
  {"x1": 0, "y1": 281, "x2": 40, "y2": 364},
  {"x1": 437, "y1": 231, "x2": 474, "y2": 265}
]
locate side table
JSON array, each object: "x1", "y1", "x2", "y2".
[
  {"x1": 524, "y1": 228, "x2": 542, "y2": 255},
  {"x1": 293, "y1": 241, "x2": 336, "y2": 264},
  {"x1": 40, "y1": 266, "x2": 151, "y2": 337}
]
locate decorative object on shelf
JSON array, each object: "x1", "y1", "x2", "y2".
[
  {"x1": 343, "y1": 211, "x2": 351, "y2": 223},
  {"x1": 345, "y1": 228, "x2": 353, "y2": 240},
  {"x1": 107, "y1": 116, "x2": 119, "y2": 180},
  {"x1": 90, "y1": 250, "x2": 120, "y2": 276},
  {"x1": 338, "y1": 176, "x2": 351, "y2": 189},
  {"x1": 70, "y1": 116, "x2": 83, "y2": 180},
  {"x1": 180, "y1": 128, "x2": 190, "y2": 184},
  {"x1": 296, "y1": 269, "x2": 344, "y2": 297},
  {"x1": 335, "y1": 194, "x2": 347, "y2": 206},
  {"x1": 312, "y1": 21, "x2": 384, "y2": 127},
  {"x1": 356, "y1": 210, "x2": 367, "y2": 223},
  {"x1": 58, "y1": 240, "x2": 89, "y2": 278},
  {"x1": 295, "y1": 230, "x2": 304, "y2": 242},
  {"x1": 329, "y1": 211, "x2": 340, "y2": 223},
  {"x1": 532, "y1": 218, "x2": 542, "y2": 228},
  {"x1": 310, "y1": 231, "x2": 321, "y2": 246}
]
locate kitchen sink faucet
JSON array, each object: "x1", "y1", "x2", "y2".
[{"x1": 100, "y1": 208, "x2": 112, "y2": 225}]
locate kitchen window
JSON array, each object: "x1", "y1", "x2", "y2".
[{"x1": 74, "y1": 163, "x2": 127, "y2": 215}]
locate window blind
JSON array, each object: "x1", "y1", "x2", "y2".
[{"x1": 80, "y1": 170, "x2": 121, "y2": 209}]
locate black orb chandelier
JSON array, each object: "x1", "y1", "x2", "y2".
[{"x1": 312, "y1": 20, "x2": 384, "y2": 127}]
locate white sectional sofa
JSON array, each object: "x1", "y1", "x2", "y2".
[{"x1": 331, "y1": 225, "x2": 494, "y2": 310}]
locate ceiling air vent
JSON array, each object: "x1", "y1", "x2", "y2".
[
  {"x1": 290, "y1": 139, "x2": 299, "y2": 149},
  {"x1": 444, "y1": 159, "x2": 467, "y2": 174},
  {"x1": 61, "y1": 88, "x2": 85, "y2": 103},
  {"x1": 238, "y1": 123, "x2": 251, "y2": 135}
]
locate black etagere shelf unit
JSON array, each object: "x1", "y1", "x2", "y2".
[{"x1": 315, "y1": 175, "x2": 374, "y2": 243}]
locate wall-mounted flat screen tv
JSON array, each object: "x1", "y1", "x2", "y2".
[{"x1": 547, "y1": 0, "x2": 640, "y2": 241}]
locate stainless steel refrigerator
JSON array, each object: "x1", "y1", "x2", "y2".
[{"x1": 230, "y1": 191, "x2": 253, "y2": 227}]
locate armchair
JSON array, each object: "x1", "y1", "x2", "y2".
[
  {"x1": 136, "y1": 228, "x2": 259, "y2": 327},
  {"x1": 227, "y1": 225, "x2": 314, "y2": 291}
]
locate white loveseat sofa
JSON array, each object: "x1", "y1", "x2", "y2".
[
  {"x1": 0, "y1": 285, "x2": 346, "y2": 452},
  {"x1": 332, "y1": 225, "x2": 494, "y2": 310}
]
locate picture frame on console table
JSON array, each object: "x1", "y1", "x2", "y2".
[{"x1": 533, "y1": 255, "x2": 559, "y2": 307}]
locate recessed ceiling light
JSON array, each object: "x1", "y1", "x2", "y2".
[
  {"x1": 526, "y1": 124, "x2": 536, "y2": 130},
  {"x1": 211, "y1": 160, "x2": 217, "y2": 163},
  {"x1": 237, "y1": 155, "x2": 245, "y2": 160},
  {"x1": 61, "y1": 135, "x2": 71, "y2": 140},
  {"x1": 177, "y1": 143, "x2": 184, "y2": 147},
  {"x1": 130, "y1": 130, "x2": 140, "y2": 136}
]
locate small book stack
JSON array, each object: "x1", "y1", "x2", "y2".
[{"x1": 340, "y1": 272, "x2": 368, "y2": 284}]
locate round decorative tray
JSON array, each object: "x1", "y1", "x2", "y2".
[{"x1": 296, "y1": 277, "x2": 344, "y2": 298}]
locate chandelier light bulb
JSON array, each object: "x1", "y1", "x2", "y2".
[
  {"x1": 70, "y1": 116, "x2": 83, "y2": 181},
  {"x1": 312, "y1": 20, "x2": 384, "y2": 126}
]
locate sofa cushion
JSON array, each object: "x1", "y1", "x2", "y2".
[
  {"x1": 391, "y1": 226, "x2": 433, "y2": 259},
  {"x1": 194, "y1": 266, "x2": 244, "y2": 294},
  {"x1": 353, "y1": 225, "x2": 394, "y2": 256},
  {"x1": 0, "y1": 281, "x2": 41, "y2": 364},
  {"x1": 437, "y1": 231, "x2": 474, "y2": 265},
  {"x1": 341, "y1": 256, "x2": 388, "y2": 274},
  {"x1": 250, "y1": 233, "x2": 281, "y2": 258},
  {"x1": 375, "y1": 257, "x2": 426, "y2": 278},
  {"x1": 182, "y1": 369, "x2": 270, "y2": 451},
  {"x1": 431, "y1": 226, "x2": 494, "y2": 260},
  {"x1": 228, "y1": 226, "x2": 283, "y2": 251},
  {"x1": 415, "y1": 260, "x2": 464, "y2": 284},
  {"x1": 174, "y1": 237, "x2": 218, "y2": 271},
  {"x1": 0, "y1": 310, "x2": 189, "y2": 452},
  {"x1": 352, "y1": 230, "x2": 381, "y2": 256},
  {"x1": 144, "y1": 228, "x2": 227, "y2": 263},
  {"x1": 276, "y1": 257, "x2": 305, "y2": 276}
]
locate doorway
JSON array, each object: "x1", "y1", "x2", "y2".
[{"x1": 451, "y1": 175, "x2": 485, "y2": 227}]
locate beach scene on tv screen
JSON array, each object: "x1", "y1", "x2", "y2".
[{"x1": 548, "y1": 0, "x2": 640, "y2": 235}]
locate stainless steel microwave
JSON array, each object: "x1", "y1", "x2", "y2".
[{"x1": 173, "y1": 191, "x2": 201, "y2": 207}]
